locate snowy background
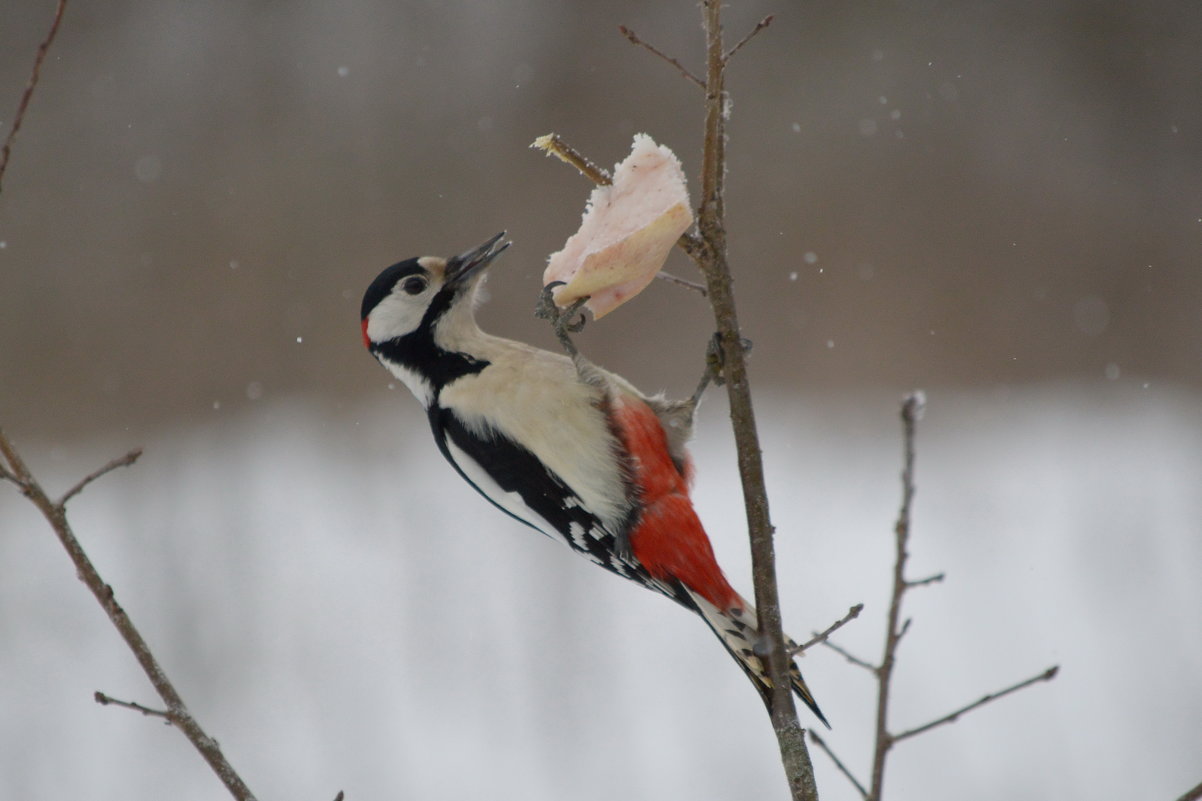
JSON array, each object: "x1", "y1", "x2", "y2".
[
  {"x1": 2, "y1": 0, "x2": 1201, "y2": 799},
  {"x1": 2, "y1": 387, "x2": 1200, "y2": 800}
]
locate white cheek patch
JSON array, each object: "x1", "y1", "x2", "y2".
[{"x1": 367, "y1": 295, "x2": 427, "y2": 343}]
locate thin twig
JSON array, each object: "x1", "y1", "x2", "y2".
[
  {"x1": 531, "y1": 133, "x2": 611, "y2": 185},
  {"x1": 0, "y1": 0, "x2": 67, "y2": 194},
  {"x1": 0, "y1": 428, "x2": 258, "y2": 801},
  {"x1": 809, "y1": 731, "x2": 868, "y2": 800},
  {"x1": 58, "y1": 448, "x2": 143, "y2": 507},
  {"x1": 654, "y1": 270, "x2": 707, "y2": 296},
  {"x1": 820, "y1": 638, "x2": 877, "y2": 673},
  {"x1": 793, "y1": 603, "x2": 864, "y2": 655},
  {"x1": 892, "y1": 666, "x2": 1059, "y2": 743},
  {"x1": 905, "y1": 573, "x2": 944, "y2": 588},
  {"x1": 1175, "y1": 779, "x2": 1202, "y2": 801},
  {"x1": 618, "y1": 25, "x2": 705, "y2": 89},
  {"x1": 724, "y1": 15, "x2": 773, "y2": 63},
  {"x1": 867, "y1": 391, "x2": 924, "y2": 800},
  {"x1": 94, "y1": 691, "x2": 170, "y2": 720}
]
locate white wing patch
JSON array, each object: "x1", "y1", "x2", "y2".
[{"x1": 442, "y1": 437, "x2": 558, "y2": 536}]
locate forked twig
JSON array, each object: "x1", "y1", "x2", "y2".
[
  {"x1": 867, "y1": 392, "x2": 924, "y2": 798},
  {"x1": 695, "y1": 3, "x2": 818, "y2": 799},
  {"x1": 810, "y1": 393, "x2": 1059, "y2": 801},
  {"x1": 0, "y1": 428, "x2": 259, "y2": 801},
  {"x1": 618, "y1": 25, "x2": 705, "y2": 89},
  {"x1": 540, "y1": 7, "x2": 812, "y2": 796}
]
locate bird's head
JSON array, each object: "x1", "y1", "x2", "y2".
[{"x1": 360, "y1": 232, "x2": 510, "y2": 351}]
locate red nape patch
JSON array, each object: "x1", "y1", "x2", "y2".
[
  {"x1": 361, "y1": 318, "x2": 372, "y2": 349},
  {"x1": 612, "y1": 398, "x2": 739, "y2": 611}
]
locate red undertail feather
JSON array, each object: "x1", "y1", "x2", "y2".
[
  {"x1": 611, "y1": 397, "x2": 829, "y2": 726},
  {"x1": 612, "y1": 397, "x2": 739, "y2": 612}
]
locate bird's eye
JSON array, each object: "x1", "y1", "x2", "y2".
[{"x1": 401, "y1": 276, "x2": 428, "y2": 295}]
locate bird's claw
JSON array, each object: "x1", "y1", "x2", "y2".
[
  {"x1": 536, "y1": 282, "x2": 589, "y2": 356},
  {"x1": 691, "y1": 332, "x2": 753, "y2": 406},
  {"x1": 559, "y1": 298, "x2": 588, "y2": 334},
  {"x1": 704, "y1": 333, "x2": 726, "y2": 387},
  {"x1": 534, "y1": 282, "x2": 561, "y2": 321}
]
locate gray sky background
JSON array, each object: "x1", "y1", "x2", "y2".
[{"x1": 1, "y1": 0, "x2": 1199, "y2": 441}]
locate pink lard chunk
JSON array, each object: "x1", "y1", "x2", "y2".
[{"x1": 543, "y1": 134, "x2": 693, "y2": 319}]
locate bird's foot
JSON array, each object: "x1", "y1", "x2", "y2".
[
  {"x1": 536, "y1": 282, "x2": 589, "y2": 357},
  {"x1": 689, "y1": 332, "x2": 753, "y2": 408}
]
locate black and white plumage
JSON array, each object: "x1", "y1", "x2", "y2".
[{"x1": 360, "y1": 232, "x2": 827, "y2": 725}]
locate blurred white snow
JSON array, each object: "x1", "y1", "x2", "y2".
[{"x1": 1, "y1": 385, "x2": 1199, "y2": 801}]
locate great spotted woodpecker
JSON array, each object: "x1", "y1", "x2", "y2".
[{"x1": 360, "y1": 232, "x2": 827, "y2": 726}]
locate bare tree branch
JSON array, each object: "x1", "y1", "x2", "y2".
[
  {"x1": 618, "y1": 25, "x2": 705, "y2": 89},
  {"x1": 793, "y1": 603, "x2": 864, "y2": 655},
  {"x1": 94, "y1": 691, "x2": 171, "y2": 720},
  {"x1": 809, "y1": 731, "x2": 868, "y2": 800},
  {"x1": 724, "y1": 15, "x2": 774, "y2": 63},
  {"x1": 892, "y1": 665, "x2": 1059, "y2": 743},
  {"x1": 0, "y1": 428, "x2": 259, "y2": 801},
  {"x1": 694, "y1": 3, "x2": 818, "y2": 799},
  {"x1": 58, "y1": 448, "x2": 143, "y2": 506},
  {"x1": 868, "y1": 391, "x2": 924, "y2": 800},
  {"x1": 844, "y1": 392, "x2": 1061, "y2": 801},
  {"x1": 0, "y1": 0, "x2": 67, "y2": 194},
  {"x1": 537, "y1": 9, "x2": 817, "y2": 796}
]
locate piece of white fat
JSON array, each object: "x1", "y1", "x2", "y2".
[{"x1": 543, "y1": 134, "x2": 692, "y2": 319}]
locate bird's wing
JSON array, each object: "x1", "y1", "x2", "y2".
[{"x1": 430, "y1": 405, "x2": 678, "y2": 598}]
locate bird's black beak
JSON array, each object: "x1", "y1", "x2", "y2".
[{"x1": 445, "y1": 232, "x2": 510, "y2": 288}]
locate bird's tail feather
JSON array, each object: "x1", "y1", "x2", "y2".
[{"x1": 684, "y1": 587, "x2": 830, "y2": 729}]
